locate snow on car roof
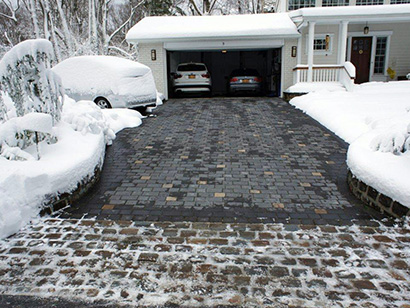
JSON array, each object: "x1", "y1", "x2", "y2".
[
  {"x1": 126, "y1": 13, "x2": 299, "y2": 42},
  {"x1": 52, "y1": 55, "x2": 154, "y2": 96}
]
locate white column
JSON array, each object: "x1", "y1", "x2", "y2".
[
  {"x1": 307, "y1": 21, "x2": 315, "y2": 83},
  {"x1": 338, "y1": 21, "x2": 349, "y2": 65},
  {"x1": 296, "y1": 35, "x2": 302, "y2": 83},
  {"x1": 297, "y1": 35, "x2": 302, "y2": 65}
]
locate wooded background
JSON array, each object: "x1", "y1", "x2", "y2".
[{"x1": 0, "y1": 0, "x2": 276, "y2": 60}]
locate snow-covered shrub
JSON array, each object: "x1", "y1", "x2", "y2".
[
  {"x1": 0, "y1": 39, "x2": 64, "y2": 160},
  {"x1": 370, "y1": 123, "x2": 410, "y2": 154},
  {"x1": 63, "y1": 99, "x2": 116, "y2": 145},
  {"x1": 0, "y1": 93, "x2": 6, "y2": 123}
]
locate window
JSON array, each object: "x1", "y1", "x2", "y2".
[
  {"x1": 314, "y1": 38, "x2": 327, "y2": 50},
  {"x1": 391, "y1": 0, "x2": 410, "y2": 3},
  {"x1": 374, "y1": 37, "x2": 387, "y2": 74},
  {"x1": 356, "y1": 0, "x2": 384, "y2": 5},
  {"x1": 288, "y1": 0, "x2": 316, "y2": 11},
  {"x1": 306, "y1": 34, "x2": 333, "y2": 54},
  {"x1": 322, "y1": 0, "x2": 349, "y2": 6}
]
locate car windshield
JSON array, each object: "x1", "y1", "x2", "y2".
[
  {"x1": 231, "y1": 69, "x2": 260, "y2": 77},
  {"x1": 178, "y1": 64, "x2": 206, "y2": 72}
]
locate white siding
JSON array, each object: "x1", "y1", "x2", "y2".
[
  {"x1": 300, "y1": 24, "x2": 340, "y2": 65},
  {"x1": 283, "y1": 39, "x2": 299, "y2": 92},
  {"x1": 138, "y1": 42, "x2": 167, "y2": 96}
]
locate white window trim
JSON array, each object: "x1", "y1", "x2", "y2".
[
  {"x1": 305, "y1": 33, "x2": 334, "y2": 55},
  {"x1": 347, "y1": 31, "x2": 392, "y2": 81}
]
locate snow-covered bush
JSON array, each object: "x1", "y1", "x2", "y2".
[
  {"x1": 370, "y1": 124, "x2": 410, "y2": 154},
  {"x1": 63, "y1": 99, "x2": 116, "y2": 145},
  {"x1": 0, "y1": 39, "x2": 64, "y2": 160}
]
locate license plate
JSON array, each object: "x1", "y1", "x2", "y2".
[
  {"x1": 242, "y1": 79, "x2": 249, "y2": 83},
  {"x1": 189, "y1": 75, "x2": 196, "y2": 79}
]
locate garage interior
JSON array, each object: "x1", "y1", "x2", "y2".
[{"x1": 167, "y1": 49, "x2": 281, "y2": 98}]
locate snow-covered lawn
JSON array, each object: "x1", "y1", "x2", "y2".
[
  {"x1": 290, "y1": 81, "x2": 410, "y2": 209},
  {"x1": 0, "y1": 95, "x2": 144, "y2": 239}
]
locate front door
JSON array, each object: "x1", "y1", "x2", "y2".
[{"x1": 351, "y1": 37, "x2": 372, "y2": 84}]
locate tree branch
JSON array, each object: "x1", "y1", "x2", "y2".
[
  {"x1": 189, "y1": 0, "x2": 202, "y2": 15},
  {"x1": 0, "y1": 0, "x2": 20, "y2": 21},
  {"x1": 107, "y1": 0, "x2": 146, "y2": 44}
]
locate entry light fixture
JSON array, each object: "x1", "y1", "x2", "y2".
[
  {"x1": 151, "y1": 49, "x2": 157, "y2": 61},
  {"x1": 222, "y1": 50, "x2": 227, "y2": 53},
  {"x1": 364, "y1": 22, "x2": 369, "y2": 35},
  {"x1": 291, "y1": 46, "x2": 297, "y2": 57},
  {"x1": 325, "y1": 35, "x2": 330, "y2": 51}
]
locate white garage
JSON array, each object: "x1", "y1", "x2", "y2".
[{"x1": 126, "y1": 13, "x2": 299, "y2": 99}]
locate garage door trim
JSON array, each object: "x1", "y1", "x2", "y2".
[{"x1": 164, "y1": 39, "x2": 285, "y2": 51}]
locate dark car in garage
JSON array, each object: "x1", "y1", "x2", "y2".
[{"x1": 229, "y1": 68, "x2": 263, "y2": 95}]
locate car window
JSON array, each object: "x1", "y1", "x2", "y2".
[
  {"x1": 231, "y1": 69, "x2": 259, "y2": 76},
  {"x1": 177, "y1": 64, "x2": 206, "y2": 72}
]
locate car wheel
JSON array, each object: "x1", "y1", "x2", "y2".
[{"x1": 94, "y1": 97, "x2": 111, "y2": 109}]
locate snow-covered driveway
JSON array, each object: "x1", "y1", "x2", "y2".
[{"x1": 61, "y1": 97, "x2": 383, "y2": 225}]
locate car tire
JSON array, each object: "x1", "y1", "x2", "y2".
[{"x1": 94, "y1": 97, "x2": 112, "y2": 109}]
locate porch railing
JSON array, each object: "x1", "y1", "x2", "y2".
[{"x1": 293, "y1": 62, "x2": 356, "y2": 91}]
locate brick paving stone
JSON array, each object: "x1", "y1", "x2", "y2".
[
  {"x1": 0, "y1": 218, "x2": 409, "y2": 307},
  {"x1": 61, "y1": 98, "x2": 389, "y2": 225}
]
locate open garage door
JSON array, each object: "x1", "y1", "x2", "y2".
[{"x1": 167, "y1": 49, "x2": 281, "y2": 98}]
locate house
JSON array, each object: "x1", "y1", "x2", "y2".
[{"x1": 126, "y1": 1, "x2": 410, "y2": 99}]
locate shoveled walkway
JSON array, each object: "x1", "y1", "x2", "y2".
[{"x1": 62, "y1": 97, "x2": 384, "y2": 225}]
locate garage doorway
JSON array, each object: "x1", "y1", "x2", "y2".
[{"x1": 167, "y1": 49, "x2": 281, "y2": 98}]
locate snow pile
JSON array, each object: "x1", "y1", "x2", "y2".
[
  {"x1": 290, "y1": 81, "x2": 410, "y2": 208},
  {"x1": 62, "y1": 99, "x2": 116, "y2": 145},
  {"x1": 0, "y1": 96, "x2": 144, "y2": 239},
  {"x1": 286, "y1": 82, "x2": 346, "y2": 94}
]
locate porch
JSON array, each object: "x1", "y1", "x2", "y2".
[{"x1": 288, "y1": 4, "x2": 410, "y2": 93}]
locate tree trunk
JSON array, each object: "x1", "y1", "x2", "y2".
[
  {"x1": 55, "y1": 0, "x2": 75, "y2": 55},
  {"x1": 27, "y1": 0, "x2": 41, "y2": 38}
]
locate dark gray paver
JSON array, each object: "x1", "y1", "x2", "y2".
[{"x1": 61, "y1": 97, "x2": 387, "y2": 225}]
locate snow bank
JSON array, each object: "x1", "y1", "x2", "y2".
[
  {"x1": 0, "y1": 96, "x2": 144, "y2": 239},
  {"x1": 286, "y1": 82, "x2": 346, "y2": 94},
  {"x1": 348, "y1": 131, "x2": 410, "y2": 207},
  {"x1": 290, "y1": 81, "x2": 410, "y2": 208},
  {"x1": 290, "y1": 81, "x2": 410, "y2": 143}
]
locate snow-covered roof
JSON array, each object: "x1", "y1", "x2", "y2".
[
  {"x1": 126, "y1": 13, "x2": 299, "y2": 43},
  {"x1": 290, "y1": 4, "x2": 410, "y2": 24}
]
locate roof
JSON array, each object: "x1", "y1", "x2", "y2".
[
  {"x1": 126, "y1": 13, "x2": 299, "y2": 43},
  {"x1": 290, "y1": 4, "x2": 410, "y2": 24}
]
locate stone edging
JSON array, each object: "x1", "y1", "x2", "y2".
[
  {"x1": 39, "y1": 164, "x2": 103, "y2": 216},
  {"x1": 283, "y1": 92, "x2": 307, "y2": 102},
  {"x1": 347, "y1": 170, "x2": 409, "y2": 218}
]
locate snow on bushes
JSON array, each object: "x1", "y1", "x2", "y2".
[
  {"x1": 62, "y1": 99, "x2": 116, "y2": 145},
  {"x1": 0, "y1": 39, "x2": 64, "y2": 160},
  {"x1": 0, "y1": 95, "x2": 145, "y2": 239}
]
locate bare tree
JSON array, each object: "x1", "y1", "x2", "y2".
[{"x1": 0, "y1": 0, "x2": 21, "y2": 21}]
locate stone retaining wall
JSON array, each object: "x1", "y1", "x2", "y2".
[
  {"x1": 40, "y1": 164, "x2": 103, "y2": 216},
  {"x1": 283, "y1": 92, "x2": 307, "y2": 102},
  {"x1": 347, "y1": 170, "x2": 409, "y2": 218}
]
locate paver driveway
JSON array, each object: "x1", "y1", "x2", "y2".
[{"x1": 62, "y1": 97, "x2": 384, "y2": 225}]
